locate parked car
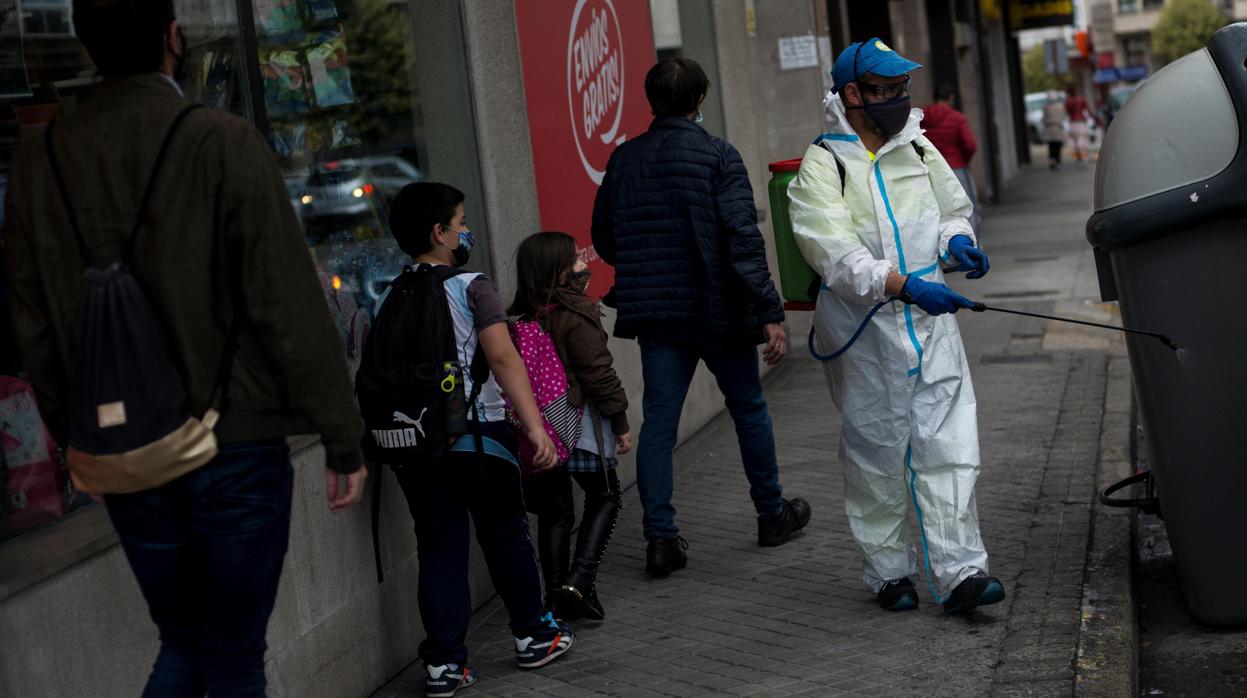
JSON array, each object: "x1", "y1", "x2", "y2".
[
  {"x1": 1026, "y1": 91, "x2": 1064, "y2": 144},
  {"x1": 358, "y1": 155, "x2": 423, "y2": 205},
  {"x1": 296, "y1": 157, "x2": 422, "y2": 242},
  {"x1": 1103, "y1": 83, "x2": 1140, "y2": 126}
]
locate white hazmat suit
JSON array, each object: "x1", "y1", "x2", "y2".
[{"x1": 786, "y1": 92, "x2": 989, "y2": 601}]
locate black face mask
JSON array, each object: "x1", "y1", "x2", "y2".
[
  {"x1": 173, "y1": 27, "x2": 189, "y2": 84},
  {"x1": 561, "y1": 269, "x2": 591, "y2": 295},
  {"x1": 861, "y1": 94, "x2": 912, "y2": 137}
]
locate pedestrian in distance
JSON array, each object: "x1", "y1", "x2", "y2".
[
  {"x1": 1064, "y1": 85, "x2": 1099, "y2": 163},
  {"x1": 379, "y1": 183, "x2": 570, "y2": 698},
  {"x1": 3, "y1": 0, "x2": 368, "y2": 692},
  {"x1": 921, "y1": 83, "x2": 981, "y2": 235},
  {"x1": 591, "y1": 57, "x2": 811, "y2": 580},
  {"x1": 509, "y1": 231, "x2": 632, "y2": 622},
  {"x1": 787, "y1": 38, "x2": 1005, "y2": 613},
  {"x1": 1042, "y1": 90, "x2": 1067, "y2": 170}
]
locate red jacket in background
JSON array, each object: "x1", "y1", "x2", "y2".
[{"x1": 921, "y1": 102, "x2": 977, "y2": 169}]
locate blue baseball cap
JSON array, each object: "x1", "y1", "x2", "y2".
[{"x1": 831, "y1": 38, "x2": 922, "y2": 94}]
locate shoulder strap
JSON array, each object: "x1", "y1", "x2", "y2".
[
  {"x1": 44, "y1": 123, "x2": 88, "y2": 263},
  {"x1": 45, "y1": 104, "x2": 202, "y2": 267},
  {"x1": 124, "y1": 104, "x2": 203, "y2": 263},
  {"x1": 815, "y1": 140, "x2": 849, "y2": 196}
]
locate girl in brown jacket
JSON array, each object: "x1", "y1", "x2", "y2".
[{"x1": 510, "y1": 232, "x2": 632, "y2": 622}]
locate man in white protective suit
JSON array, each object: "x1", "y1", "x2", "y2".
[{"x1": 786, "y1": 38, "x2": 1006, "y2": 613}]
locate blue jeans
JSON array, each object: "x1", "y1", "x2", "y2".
[
  {"x1": 105, "y1": 439, "x2": 293, "y2": 697},
  {"x1": 637, "y1": 334, "x2": 784, "y2": 540}
]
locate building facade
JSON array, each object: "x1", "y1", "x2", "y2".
[{"x1": 1092, "y1": 0, "x2": 1247, "y2": 77}]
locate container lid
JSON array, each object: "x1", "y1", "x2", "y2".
[
  {"x1": 768, "y1": 158, "x2": 802, "y2": 173},
  {"x1": 1094, "y1": 49, "x2": 1238, "y2": 212}
]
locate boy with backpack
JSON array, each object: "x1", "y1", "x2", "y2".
[
  {"x1": 508, "y1": 231, "x2": 632, "y2": 622},
  {"x1": 3, "y1": 2, "x2": 367, "y2": 693},
  {"x1": 361, "y1": 182, "x2": 571, "y2": 697}
]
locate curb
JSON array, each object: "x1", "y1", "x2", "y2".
[{"x1": 1075, "y1": 354, "x2": 1138, "y2": 696}]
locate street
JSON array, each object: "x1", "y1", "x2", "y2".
[{"x1": 378, "y1": 157, "x2": 1152, "y2": 697}]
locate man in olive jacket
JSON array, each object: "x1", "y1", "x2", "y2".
[{"x1": 3, "y1": 0, "x2": 366, "y2": 692}]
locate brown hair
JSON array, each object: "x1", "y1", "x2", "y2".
[{"x1": 508, "y1": 232, "x2": 578, "y2": 320}]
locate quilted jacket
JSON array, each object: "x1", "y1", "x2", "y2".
[{"x1": 590, "y1": 117, "x2": 784, "y2": 342}]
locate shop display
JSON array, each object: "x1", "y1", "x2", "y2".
[
  {"x1": 0, "y1": 377, "x2": 68, "y2": 538},
  {"x1": 306, "y1": 31, "x2": 355, "y2": 108},
  {"x1": 262, "y1": 50, "x2": 311, "y2": 116}
]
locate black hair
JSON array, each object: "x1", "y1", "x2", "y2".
[
  {"x1": 644, "y1": 58, "x2": 709, "y2": 118},
  {"x1": 389, "y1": 182, "x2": 465, "y2": 258},
  {"x1": 936, "y1": 83, "x2": 957, "y2": 102},
  {"x1": 508, "y1": 232, "x2": 578, "y2": 319},
  {"x1": 72, "y1": 0, "x2": 175, "y2": 77}
]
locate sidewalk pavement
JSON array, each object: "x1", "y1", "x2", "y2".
[{"x1": 377, "y1": 159, "x2": 1137, "y2": 697}]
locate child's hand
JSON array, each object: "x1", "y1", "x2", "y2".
[
  {"x1": 616, "y1": 431, "x2": 633, "y2": 455},
  {"x1": 529, "y1": 429, "x2": 559, "y2": 470}
]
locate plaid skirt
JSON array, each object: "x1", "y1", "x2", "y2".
[{"x1": 565, "y1": 447, "x2": 618, "y2": 473}]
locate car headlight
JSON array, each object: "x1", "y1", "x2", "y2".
[
  {"x1": 352, "y1": 187, "x2": 364, "y2": 198},
  {"x1": 300, "y1": 194, "x2": 313, "y2": 205}
]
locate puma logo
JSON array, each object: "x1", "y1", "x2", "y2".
[{"x1": 392, "y1": 408, "x2": 429, "y2": 439}]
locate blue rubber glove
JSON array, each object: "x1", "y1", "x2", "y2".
[
  {"x1": 899, "y1": 275, "x2": 975, "y2": 315},
  {"x1": 947, "y1": 235, "x2": 990, "y2": 279}
]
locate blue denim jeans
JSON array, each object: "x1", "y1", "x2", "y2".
[
  {"x1": 105, "y1": 439, "x2": 293, "y2": 698},
  {"x1": 637, "y1": 334, "x2": 784, "y2": 540}
]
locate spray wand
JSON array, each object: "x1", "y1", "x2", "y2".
[{"x1": 970, "y1": 302, "x2": 1179, "y2": 351}]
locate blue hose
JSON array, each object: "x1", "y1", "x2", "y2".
[{"x1": 807, "y1": 298, "x2": 898, "y2": 361}]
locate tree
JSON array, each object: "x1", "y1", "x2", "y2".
[
  {"x1": 1152, "y1": 0, "x2": 1228, "y2": 67},
  {"x1": 1022, "y1": 43, "x2": 1059, "y2": 94}
]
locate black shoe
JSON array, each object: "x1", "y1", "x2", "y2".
[
  {"x1": 558, "y1": 488, "x2": 621, "y2": 620},
  {"x1": 757, "y1": 497, "x2": 812, "y2": 547},
  {"x1": 645, "y1": 536, "x2": 688, "y2": 578},
  {"x1": 877, "y1": 578, "x2": 919, "y2": 611},
  {"x1": 554, "y1": 583, "x2": 603, "y2": 622},
  {"x1": 943, "y1": 574, "x2": 1006, "y2": 613}
]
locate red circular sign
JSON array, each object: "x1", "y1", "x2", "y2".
[{"x1": 566, "y1": 0, "x2": 626, "y2": 185}]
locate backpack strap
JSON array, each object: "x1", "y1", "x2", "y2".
[
  {"x1": 818, "y1": 140, "x2": 924, "y2": 198},
  {"x1": 45, "y1": 104, "x2": 202, "y2": 268},
  {"x1": 419, "y1": 264, "x2": 490, "y2": 457},
  {"x1": 44, "y1": 123, "x2": 88, "y2": 263},
  {"x1": 124, "y1": 105, "x2": 203, "y2": 264}
]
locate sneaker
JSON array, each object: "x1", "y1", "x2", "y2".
[
  {"x1": 515, "y1": 612, "x2": 574, "y2": 669},
  {"x1": 645, "y1": 536, "x2": 688, "y2": 578},
  {"x1": 757, "y1": 497, "x2": 812, "y2": 547},
  {"x1": 877, "y1": 578, "x2": 919, "y2": 611},
  {"x1": 943, "y1": 574, "x2": 1006, "y2": 613},
  {"x1": 425, "y1": 663, "x2": 476, "y2": 697}
]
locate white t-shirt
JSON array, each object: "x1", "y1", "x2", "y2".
[{"x1": 430, "y1": 265, "x2": 507, "y2": 423}]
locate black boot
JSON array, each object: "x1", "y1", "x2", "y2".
[
  {"x1": 530, "y1": 473, "x2": 574, "y2": 613},
  {"x1": 556, "y1": 488, "x2": 621, "y2": 621}
]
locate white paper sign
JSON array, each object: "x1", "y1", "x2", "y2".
[{"x1": 778, "y1": 35, "x2": 819, "y2": 71}]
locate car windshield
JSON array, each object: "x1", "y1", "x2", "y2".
[{"x1": 309, "y1": 167, "x2": 362, "y2": 185}]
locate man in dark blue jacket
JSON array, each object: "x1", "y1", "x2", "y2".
[{"x1": 592, "y1": 58, "x2": 811, "y2": 578}]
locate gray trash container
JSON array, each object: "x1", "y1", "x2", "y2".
[{"x1": 1087, "y1": 23, "x2": 1247, "y2": 626}]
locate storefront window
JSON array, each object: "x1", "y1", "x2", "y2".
[
  {"x1": 1, "y1": 0, "x2": 483, "y2": 544},
  {"x1": 247, "y1": 0, "x2": 489, "y2": 372}
]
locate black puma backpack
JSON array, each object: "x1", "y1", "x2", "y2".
[{"x1": 355, "y1": 264, "x2": 486, "y2": 464}]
